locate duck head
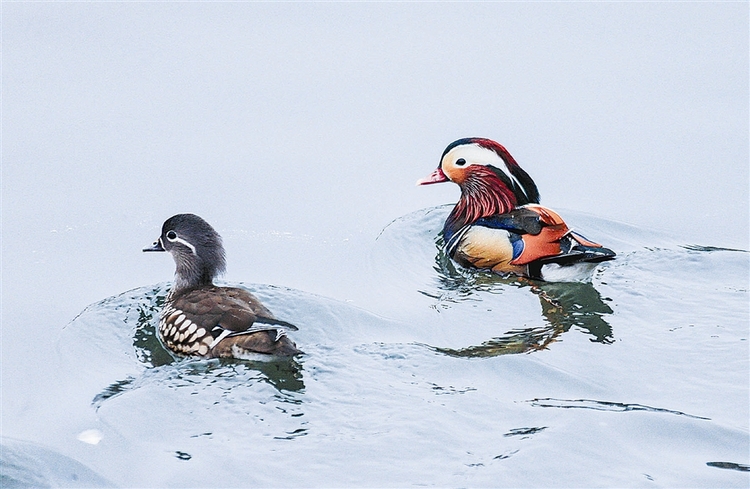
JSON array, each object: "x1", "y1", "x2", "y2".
[
  {"x1": 418, "y1": 138, "x2": 541, "y2": 234},
  {"x1": 144, "y1": 213, "x2": 226, "y2": 291}
]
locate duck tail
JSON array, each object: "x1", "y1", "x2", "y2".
[
  {"x1": 255, "y1": 316, "x2": 299, "y2": 331},
  {"x1": 210, "y1": 329, "x2": 302, "y2": 358}
]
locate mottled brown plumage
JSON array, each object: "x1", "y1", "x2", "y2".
[{"x1": 144, "y1": 214, "x2": 301, "y2": 359}]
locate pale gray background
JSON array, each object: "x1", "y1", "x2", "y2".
[{"x1": 2, "y1": 1, "x2": 748, "y2": 443}]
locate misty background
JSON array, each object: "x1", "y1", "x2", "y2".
[{"x1": 2, "y1": 0, "x2": 748, "y2": 451}]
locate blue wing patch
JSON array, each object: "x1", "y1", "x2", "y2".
[
  {"x1": 475, "y1": 215, "x2": 523, "y2": 231},
  {"x1": 509, "y1": 232, "x2": 524, "y2": 260},
  {"x1": 475, "y1": 210, "x2": 543, "y2": 235}
]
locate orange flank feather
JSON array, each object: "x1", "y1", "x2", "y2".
[{"x1": 509, "y1": 205, "x2": 569, "y2": 266}]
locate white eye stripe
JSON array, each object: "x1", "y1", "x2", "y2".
[
  {"x1": 165, "y1": 232, "x2": 197, "y2": 255},
  {"x1": 173, "y1": 236, "x2": 197, "y2": 255},
  {"x1": 445, "y1": 144, "x2": 528, "y2": 198}
]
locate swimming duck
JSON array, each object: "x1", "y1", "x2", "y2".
[
  {"x1": 418, "y1": 138, "x2": 615, "y2": 280},
  {"x1": 143, "y1": 214, "x2": 300, "y2": 359}
]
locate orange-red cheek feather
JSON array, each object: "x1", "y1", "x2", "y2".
[{"x1": 440, "y1": 164, "x2": 469, "y2": 185}]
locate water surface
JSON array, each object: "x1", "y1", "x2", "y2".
[
  {"x1": 2, "y1": 3, "x2": 748, "y2": 487},
  {"x1": 7, "y1": 207, "x2": 746, "y2": 487}
]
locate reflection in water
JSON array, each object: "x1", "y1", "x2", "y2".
[
  {"x1": 429, "y1": 234, "x2": 614, "y2": 357},
  {"x1": 132, "y1": 287, "x2": 173, "y2": 368},
  {"x1": 706, "y1": 462, "x2": 750, "y2": 473},
  {"x1": 92, "y1": 358, "x2": 304, "y2": 409},
  {"x1": 527, "y1": 398, "x2": 710, "y2": 420},
  {"x1": 92, "y1": 376, "x2": 137, "y2": 407},
  {"x1": 503, "y1": 426, "x2": 547, "y2": 438},
  {"x1": 92, "y1": 286, "x2": 305, "y2": 408}
]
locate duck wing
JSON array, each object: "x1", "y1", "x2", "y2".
[
  {"x1": 172, "y1": 286, "x2": 298, "y2": 333},
  {"x1": 167, "y1": 286, "x2": 300, "y2": 357},
  {"x1": 453, "y1": 205, "x2": 615, "y2": 277},
  {"x1": 474, "y1": 206, "x2": 546, "y2": 235}
]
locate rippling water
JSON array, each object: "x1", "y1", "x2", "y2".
[{"x1": 4, "y1": 206, "x2": 746, "y2": 487}]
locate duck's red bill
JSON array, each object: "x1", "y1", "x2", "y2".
[{"x1": 416, "y1": 168, "x2": 449, "y2": 185}]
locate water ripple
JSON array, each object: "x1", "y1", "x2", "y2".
[
  {"x1": 527, "y1": 398, "x2": 710, "y2": 420},
  {"x1": 706, "y1": 462, "x2": 750, "y2": 472}
]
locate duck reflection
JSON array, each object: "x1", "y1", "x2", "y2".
[
  {"x1": 92, "y1": 289, "x2": 304, "y2": 407},
  {"x1": 92, "y1": 357, "x2": 304, "y2": 409},
  {"x1": 133, "y1": 291, "x2": 305, "y2": 391},
  {"x1": 428, "y1": 237, "x2": 614, "y2": 357}
]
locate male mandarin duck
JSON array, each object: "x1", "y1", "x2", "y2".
[
  {"x1": 144, "y1": 214, "x2": 301, "y2": 359},
  {"x1": 418, "y1": 138, "x2": 615, "y2": 280}
]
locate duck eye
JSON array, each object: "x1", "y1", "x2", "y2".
[
  {"x1": 455, "y1": 158, "x2": 467, "y2": 166},
  {"x1": 166, "y1": 231, "x2": 177, "y2": 240}
]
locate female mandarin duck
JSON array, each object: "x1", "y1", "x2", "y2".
[
  {"x1": 144, "y1": 214, "x2": 301, "y2": 359},
  {"x1": 418, "y1": 138, "x2": 615, "y2": 280}
]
